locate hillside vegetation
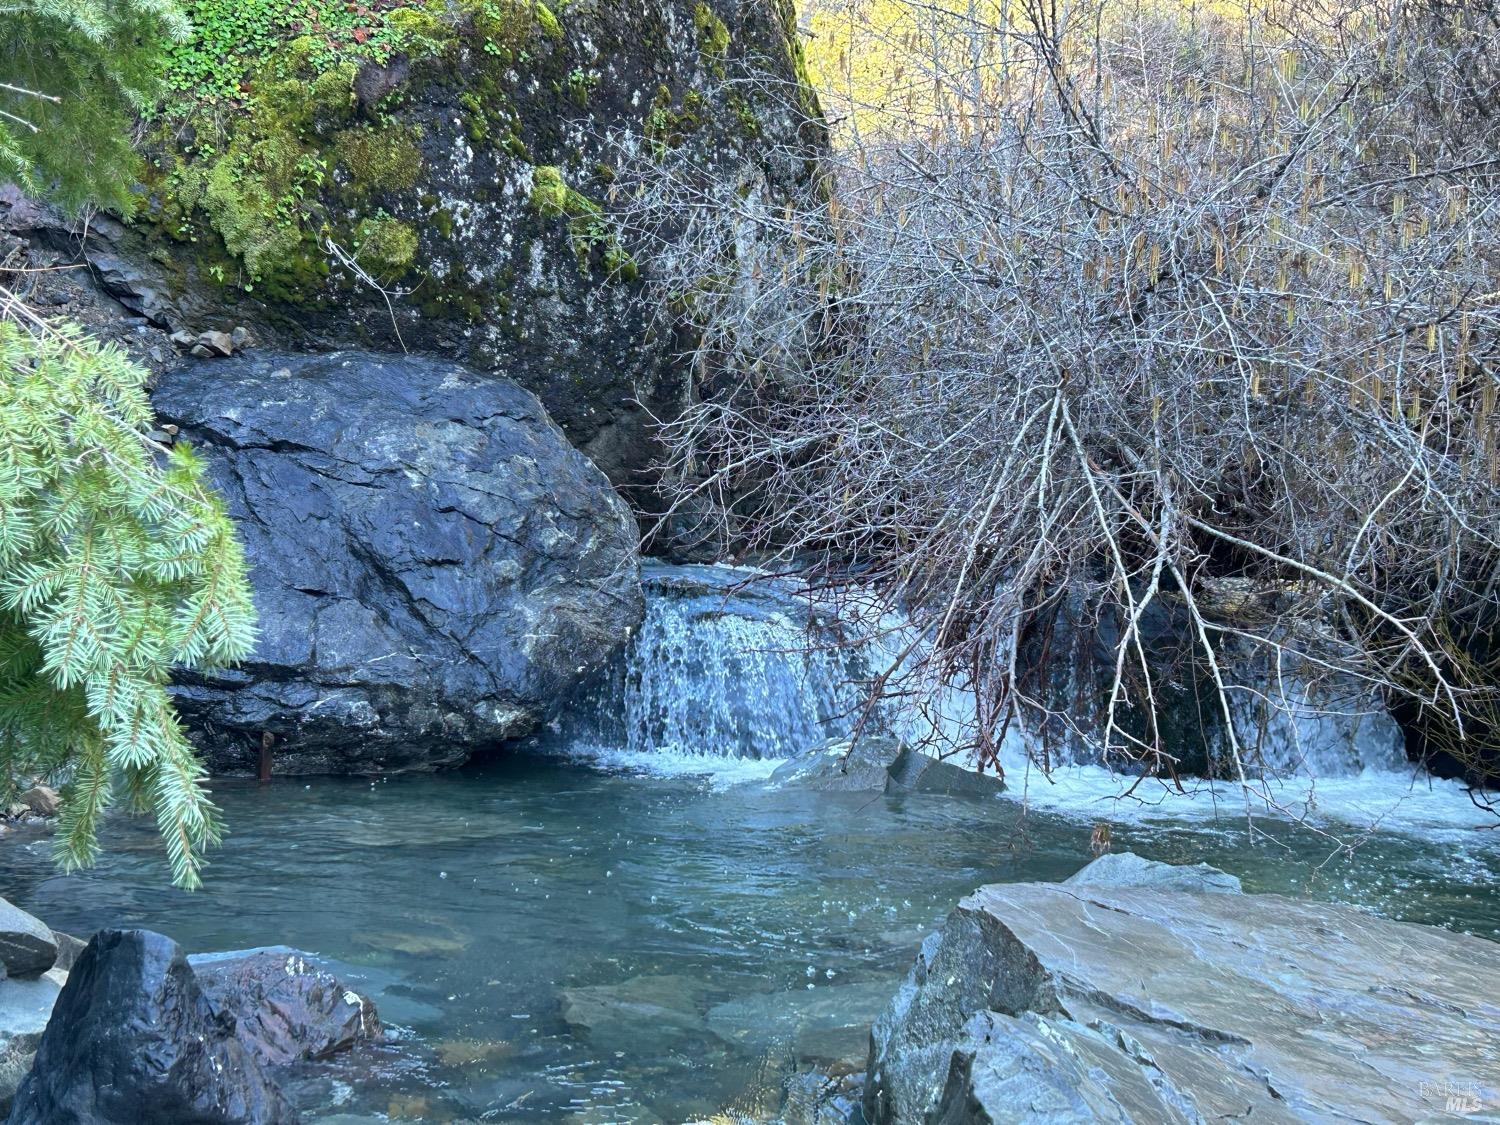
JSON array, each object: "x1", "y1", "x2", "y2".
[{"x1": 622, "y1": 0, "x2": 1500, "y2": 795}]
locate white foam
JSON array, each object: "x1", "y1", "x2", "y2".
[{"x1": 553, "y1": 742, "x2": 786, "y2": 788}]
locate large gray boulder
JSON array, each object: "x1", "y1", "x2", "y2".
[
  {"x1": 865, "y1": 863, "x2": 1500, "y2": 1123},
  {"x1": 154, "y1": 350, "x2": 644, "y2": 775}
]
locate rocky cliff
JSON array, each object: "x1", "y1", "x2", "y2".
[{"x1": 3, "y1": 0, "x2": 822, "y2": 509}]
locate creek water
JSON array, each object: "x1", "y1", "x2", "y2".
[{"x1": 1, "y1": 565, "x2": 1498, "y2": 1123}]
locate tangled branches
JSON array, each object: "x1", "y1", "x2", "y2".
[{"x1": 617, "y1": 0, "x2": 1500, "y2": 799}]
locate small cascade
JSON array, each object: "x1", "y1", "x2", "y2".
[
  {"x1": 554, "y1": 564, "x2": 875, "y2": 759},
  {"x1": 555, "y1": 564, "x2": 1414, "y2": 789}
]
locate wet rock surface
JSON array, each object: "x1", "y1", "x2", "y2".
[
  {"x1": 7, "y1": 930, "x2": 299, "y2": 1125},
  {"x1": 153, "y1": 350, "x2": 644, "y2": 775},
  {"x1": 770, "y1": 737, "x2": 1005, "y2": 797},
  {"x1": 190, "y1": 949, "x2": 381, "y2": 1067},
  {"x1": 864, "y1": 854, "x2": 1500, "y2": 1123},
  {"x1": 1061, "y1": 850, "x2": 1243, "y2": 895}
]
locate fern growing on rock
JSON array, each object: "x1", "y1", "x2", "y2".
[{"x1": 0, "y1": 316, "x2": 256, "y2": 887}]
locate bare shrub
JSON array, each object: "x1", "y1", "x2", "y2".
[{"x1": 615, "y1": 0, "x2": 1500, "y2": 804}]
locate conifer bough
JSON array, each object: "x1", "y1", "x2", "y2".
[{"x1": 0, "y1": 312, "x2": 256, "y2": 888}]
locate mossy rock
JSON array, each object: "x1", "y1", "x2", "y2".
[{"x1": 123, "y1": 0, "x2": 824, "y2": 504}]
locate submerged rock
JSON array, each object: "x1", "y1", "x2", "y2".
[
  {"x1": 561, "y1": 974, "x2": 711, "y2": 1045},
  {"x1": 153, "y1": 350, "x2": 644, "y2": 774},
  {"x1": 770, "y1": 737, "x2": 1005, "y2": 797},
  {"x1": 8, "y1": 930, "x2": 298, "y2": 1125},
  {"x1": 864, "y1": 858, "x2": 1500, "y2": 1123},
  {"x1": 706, "y1": 979, "x2": 896, "y2": 1069},
  {"x1": 190, "y1": 949, "x2": 380, "y2": 1067}
]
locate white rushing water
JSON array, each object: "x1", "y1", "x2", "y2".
[{"x1": 559, "y1": 564, "x2": 1498, "y2": 841}]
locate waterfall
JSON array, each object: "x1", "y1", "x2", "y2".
[
  {"x1": 552, "y1": 564, "x2": 872, "y2": 759},
  {"x1": 553, "y1": 564, "x2": 1409, "y2": 783}
]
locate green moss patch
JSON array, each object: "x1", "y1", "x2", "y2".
[
  {"x1": 354, "y1": 216, "x2": 420, "y2": 275},
  {"x1": 528, "y1": 165, "x2": 636, "y2": 281},
  {"x1": 692, "y1": 2, "x2": 730, "y2": 72},
  {"x1": 332, "y1": 123, "x2": 425, "y2": 198}
]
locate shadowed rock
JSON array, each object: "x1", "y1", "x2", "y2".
[{"x1": 0, "y1": 902, "x2": 55, "y2": 980}]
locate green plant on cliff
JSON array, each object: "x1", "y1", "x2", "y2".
[
  {"x1": 0, "y1": 314, "x2": 257, "y2": 888},
  {"x1": 0, "y1": 0, "x2": 188, "y2": 213}
]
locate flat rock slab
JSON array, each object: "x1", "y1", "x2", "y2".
[
  {"x1": 867, "y1": 860, "x2": 1500, "y2": 1123},
  {"x1": 561, "y1": 974, "x2": 712, "y2": 1044}
]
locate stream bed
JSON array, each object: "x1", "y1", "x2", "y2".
[{"x1": 2, "y1": 752, "x2": 1498, "y2": 1122}]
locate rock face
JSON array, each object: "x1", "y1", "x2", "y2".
[
  {"x1": 153, "y1": 351, "x2": 644, "y2": 774},
  {"x1": 190, "y1": 950, "x2": 381, "y2": 1067},
  {"x1": 769, "y1": 737, "x2": 1005, "y2": 797},
  {"x1": 7, "y1": 930, "x2": 299, "y2": 1125},
  {"x1": 864, "y1": 855, "x2": 1500, "y2": 1123},
  {"x1": 4, "y1": 0, "x2": 823, "y2": 509},
  {"x1": 0, "y1": 903, "x2": 56, "y2": 980}
]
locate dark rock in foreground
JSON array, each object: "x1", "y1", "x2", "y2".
[
  {"x1": 770, "y1": 737, "x2": 1004, "y2": 797},
  {"x1": 192, "y1": 949, "x2": 380, "y2": 1067},
  {"x1": 865, "y1": 854, "x2": 1500, "y2": 1123},
  {"x1": 7, "y1": 930, "x2": 298, "y2": 1125},
  {"x1": 154, "y1": 351, "x2": 644, "y2": 774}
]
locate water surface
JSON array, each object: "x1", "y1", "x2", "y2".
[{"x1": 2, "y1": 752, "x2": 1497, "y2": 1123}]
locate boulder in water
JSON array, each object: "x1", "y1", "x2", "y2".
[
  {"x1": 190, "y1": 949, "x2": 380, "y2": 1067},
  {"x1": 864, "y1": 865, "x2": 1500, "y2": 1123},
  {"x1": 153, "y1": 351, "x2": 644, "y2": 775},
  {"x1": 1063, "y1": 851, "x2": 1243, "y2": 895},
  {"x1": 8, "y1": 929, "x2": 299, "y2": 1125},
  {"x1": 768, "y1": 737, "x2": 905, "y2": 791},
  {"x1": 770, "y1": 737, "x2": 1005, "y2": 797},
  {"x1": 0, "y1": 902, "x2": 56, "y2": 980}
]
